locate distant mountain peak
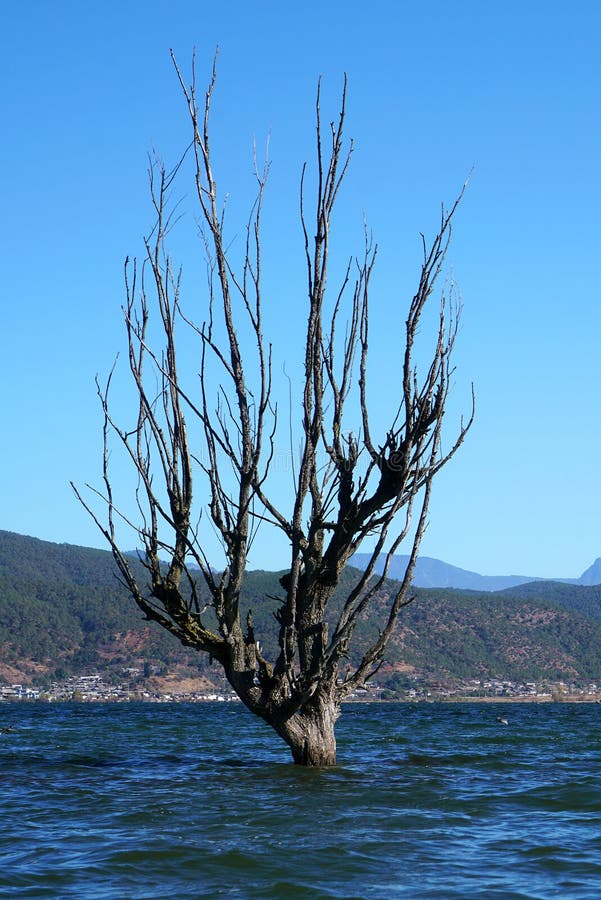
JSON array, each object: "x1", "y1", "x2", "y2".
[{"x1": 579, "y1": 557, "x2": 601, "y2": 586}]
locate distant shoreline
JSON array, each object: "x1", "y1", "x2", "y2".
[{"x1": 2, "y1": 694, "x2": 601, "y2": 705}]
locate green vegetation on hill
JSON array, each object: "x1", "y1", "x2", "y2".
[
  {"x1": 499, "y1": 580, "x2": 601, "y2": 621},
  {"x1": 1, "y1": 530, "x2": 601, "y2": 687},
  {"x1": 389, "y1": 587, "x2": 601, "y2": 683},
  {"x1": 0, "y1": 531, "x2": 204, "y2": 682}
]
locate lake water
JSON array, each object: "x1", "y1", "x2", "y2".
[{"x1": 1, "y1": 701, "x2": 600, "y2": 898}]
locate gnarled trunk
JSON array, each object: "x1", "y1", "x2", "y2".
[{"x1": 275, "y1": 694, "x2": 340, "y2": 766}]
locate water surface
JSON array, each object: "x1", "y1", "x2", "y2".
[{"x1": 1, "y1": 701, "x2": 599, "y2": 898}]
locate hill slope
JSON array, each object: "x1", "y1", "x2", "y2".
[{"x1": 0, "y1": 530, "x2": 203, "y2": 683}]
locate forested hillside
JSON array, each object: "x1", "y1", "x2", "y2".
[
  {"x1": 1, "y1": 530, "x2": 601, "y2": 689},
  {"x1": 500, "y1": 580, "x2": 601, "y2": 621},
  {"x1": 0, "y1": 531, "x2": 204, "y2": 682}
]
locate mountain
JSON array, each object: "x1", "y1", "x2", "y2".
[
  {"x1": 349, "y1": 553, "x2": 538, "y2": 591},
  {"x1": 2, "y1": 529, "x2": 601, "y2": 689},
  {"x1": 349, "y1": 553, "x2": 601, "y2": 591}
]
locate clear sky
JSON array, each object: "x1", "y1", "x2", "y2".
[{"x1": 2, "y1": 0, "x2": 600, "y2": 579}]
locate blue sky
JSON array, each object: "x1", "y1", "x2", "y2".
[{"x1": 1, "y1": 0, "x2": 600, "y2": 579}]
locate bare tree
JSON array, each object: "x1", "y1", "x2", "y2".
[{"x1": 73, "y1": 53, "x2": 473, "y2": 766}]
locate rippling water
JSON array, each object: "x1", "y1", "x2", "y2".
[{"x1": 1, "y1": 701, "x2": 600, "y2": 898}]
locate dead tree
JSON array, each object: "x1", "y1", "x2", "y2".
[{"x1": 73, "y1": 52, "x2": 474, "y2": 766}]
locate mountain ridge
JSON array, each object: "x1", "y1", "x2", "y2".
[
  {"x1": 3, "y1": 529, "x2": 598, "y2": 591},
  {"x1": 349, "y1": 552, "x2": 600, "y2": 591}
]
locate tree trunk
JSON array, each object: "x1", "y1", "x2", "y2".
[{"x1": 276, "y1": 694, "x2": 340, "y2": 766}]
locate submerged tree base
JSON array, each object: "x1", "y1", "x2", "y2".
[{"x1": 275, "y1": 696, "x2": 340, "y2": 767}]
